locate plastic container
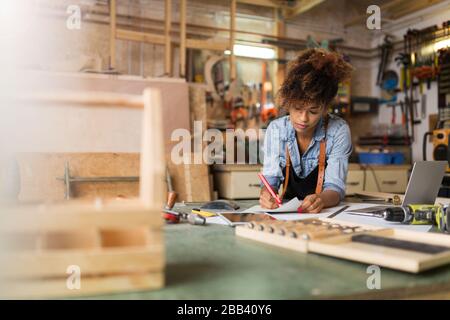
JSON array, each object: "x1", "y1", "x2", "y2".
[{"x1": 358, "y1": 152, "x2": 405, "y2": 165}]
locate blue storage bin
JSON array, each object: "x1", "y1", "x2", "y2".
[
  {"x1": 391, "y1": 152, "x2": 405, "y2": 164},
  {"x1": 358, "y1": 152, "x2": 405, "y2": 165}
]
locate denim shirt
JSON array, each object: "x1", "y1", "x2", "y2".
[{"x1": 262, "y1": 114, "x2": 352, "y2": 200}]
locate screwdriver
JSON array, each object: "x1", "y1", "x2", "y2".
[{"x1": 187, "y1": 213, "x2": 206, "y2": 226}]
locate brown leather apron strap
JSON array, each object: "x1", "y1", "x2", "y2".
[
  {"x1": 315, "y1": 115, "x2": 329, "y2": 194},
  {"x1": 280, "y1": 144, "x2": 290, "y2": 200},
  {"x1": 315, "y1": 139, "x2": 326, "y2": 194}
]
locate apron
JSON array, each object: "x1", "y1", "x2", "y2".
[
  {"x1": 280, "y1": 116, "x2": 329, "y2": 201},
  {"x1": 282, "y1": 160, "x2": 328, "y2": 200}
]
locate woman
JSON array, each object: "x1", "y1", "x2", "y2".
[{"x1": 260, "y1": 48, "x2": 353, "y2": 213}]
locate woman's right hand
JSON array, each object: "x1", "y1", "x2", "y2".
[{"x1": 259, "y1": 187, "x2": 279, "y2": 209}]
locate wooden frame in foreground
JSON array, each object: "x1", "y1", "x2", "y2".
[{"x1": 0, "y1": 88, "x2": 165, "y2": 298}]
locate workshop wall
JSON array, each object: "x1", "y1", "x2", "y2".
[
  {"x1": 35, "y1": 0, "x2": 374, "y2": 96},
  {"x1": 371, "y1": 2, "x2": 450, "y2": 162}
]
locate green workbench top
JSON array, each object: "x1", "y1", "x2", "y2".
[{"x1": 91, "y1": 201, "x2": 450, "y2": 300}]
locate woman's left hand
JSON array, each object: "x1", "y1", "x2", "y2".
[{"x1": 300, "y1": 194, "x2": 324, "y2": 213}]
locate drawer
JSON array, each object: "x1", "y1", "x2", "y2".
[
  {"x1": 214, "y1": 171, "x2": 261, "y2": 199},
  {"x1": 365, "y1": 169, "x2": 408, "y2": 193},
  {"x1": 345, "y1": 170, "x2": 364, "y2": 195}
]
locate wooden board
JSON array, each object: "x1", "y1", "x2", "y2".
[
  {"x1": 236, "y1": 218, "x2": 450, "y2": 273},
  {"x1": 170, "y1": 158, "x2": 211, "y2": 202},
  {"x1": 16, "y1": 152, "x2": 140, "y2": 202},
  {"x1": 23, "y1": 71, "x2": 190, "y2": 153},
  {"x1": 3, "y1": 272, "x2": 164, "y2": 299}
]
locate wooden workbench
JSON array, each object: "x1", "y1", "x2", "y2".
[{"x1": 84, "y1": 200, "x2": 450, "y2": 300}]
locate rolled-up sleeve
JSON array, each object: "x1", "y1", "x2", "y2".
[
  {"x1": 261, "y1": 122, "x2": 283, "y2": 190},
  {"x1": 323, "y1": 122, "x2": 352, "y2": 200}
]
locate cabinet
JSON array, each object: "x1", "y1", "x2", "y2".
[
  {"x1": 213, "y1": 164, "x2": 262, "y2": 199},
  {"x1": 346, "y1": 164, "x2": 410, "y2": 195}
]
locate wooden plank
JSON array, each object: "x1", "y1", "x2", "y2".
[
  {"x1": 230, "y1": 0, "x2": 236, "y2": 81},
  {"x1": 2, "y1": 272, "x2": 164, "y2": 299},
  {"x1": 140, "y1": 88, "x2": 165, "y2": 208},
  {"x1": 236, "y1": 226, "x2": 309, "y2": 253},
  {"x1": 109, "y1": 0, "x2": 116, "y2": 69},
  {"x1": 186, "y1": 39, "x2": 228, "y2": 51},
  {"x1": 284, "y1": 0, "x2": 326, "y2": 19},
  {"x1": 179, "y1": 0, "x2": 187, "y2": 78},
  {"x1": 165, "y1": 0, "x2": 172, "y2": 76},
  {"x1": 0, "y1": 207, "x2": 162, "y2": 232},
  {"x1": 19, "y1": 91, "x2": 144, "y2": 109},
  {"x1": 274, "y1": 8, "x2": 285, "y2": 89},
  {"x1": 2, "y1": 246, "x2": 164, "y2": 278},
  {"x1": 237, "y1": 220, "x2": 450, "y2": 273},
  {"x1": 116, "y1": 28, "x2": 165, "y2": 45},
  {"x1": 389, "y1": 0, "x2": 447, "y2": 19},
  {"x1": 16, "y1": 153, "x2": 140, "y2": 202},
  {"x1": 237, "y1": 0, "x2": 282, "y2": 8}
]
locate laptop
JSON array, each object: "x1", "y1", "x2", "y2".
[{"x1": 349, "y1": 161, "x2": 447, "y2": 214}]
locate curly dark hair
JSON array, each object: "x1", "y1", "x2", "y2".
[{"x1": 276, "y1": 48, "x2": 353, "y2": 111}]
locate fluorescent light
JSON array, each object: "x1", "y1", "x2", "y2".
[
  {"x1": 434, "y1": 38, "x2": 450, "y2": 51},
  {"x1": 224, "y1": 44, "x2": 276, "y2": 60},
  {"x1": 420, "y1": 38, "x2": 450, "y2": 56}
]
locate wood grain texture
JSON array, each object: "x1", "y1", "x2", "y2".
[{"x1": 16, "y1": 152, "x2": 140, "y2": 202}]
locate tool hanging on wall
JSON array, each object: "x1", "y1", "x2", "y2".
[
  {"x1": 395, "y1": 52, "x2": 414, "y2": 142},
  {"x1": 376, "y1": 36, "x2": 394, "y2": 87}
]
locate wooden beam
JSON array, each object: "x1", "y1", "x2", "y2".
[
  {"x1": 344, "y1": 0, "x2": 407, "y2": 28},
  {"x1": 20, "y1": 91, "x2": 145, "y2": 109},
  {"x1": 180, "y1": 0, "x2": 187, "y2": 78},
  {"x1": 186, "y1": 39, "x2": 228, "y2": 51},
  {"x1": 274, "y1": 8, "x2": 285, "y2": 89},
  {"x1": 117, "y1": 28, "x2": 227, "y2": 51},
  {"x1": 109, "y1": 0, "x2": 116, "y2": 69},
  {"x1": 389, "y1": 0, "x2": 447, "y2": 20},
  {"x1": 237, "y1": 0, "x2": 282, "y2": 8},
  {"x1": 116, "y1": 28, "x2": 165, "y2": 45},
  {"x1": 140, "y1": 88, "x2": 165, "y2": 208},
  {"x1": 285, "y1": 0, "x2": 326, "y2": 19},
  {"x1": 230, "y1": 0, "x2": 236, "y2": 81},
  {"x1": 164, "y1": 0, "x2": 172, "y2": 76}
]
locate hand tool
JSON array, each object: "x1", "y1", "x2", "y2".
[
  {"x1": 187, "y1": 213, "x2": 206, "y2": 225},
  {"x1": 378, "y1": 204, "x2": 449, "y2": 233},
  {"x1": 163, "y1": 209, "x2": 181, "y2": 224},
  {"x1": 165, "y1": 167, "x2": 177, "y2": 210},
  {"x1": 191, "y1": 208, "x2": 217, "y2": 217},
  {"x1": 327, "y1": 205, "x2": 350, "y2": 218}
]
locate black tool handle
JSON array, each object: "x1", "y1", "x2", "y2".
[{"x1": 383, "y1": 207, "x2": 408, "y2": 223}]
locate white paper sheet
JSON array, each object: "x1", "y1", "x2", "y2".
[
  {"x1": 242, "y1": 198, "x2": 302, "y2": 213},
  {"x1": 205, "y1": 215, "x2": 232, "y2": 226}
]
